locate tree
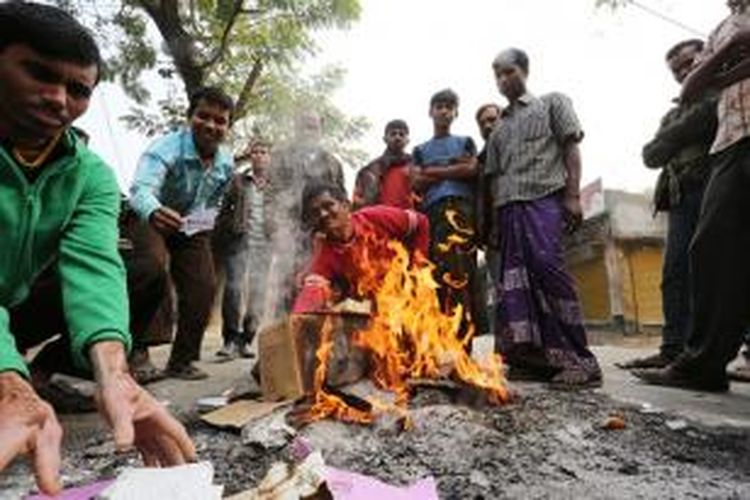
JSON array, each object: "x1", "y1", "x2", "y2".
[
  {"x1": 595, "y1": 0, "x2": 629, "y2": 9},
  {"x1": 55, "y1": 0, "x2": 369, "y2": 164}
]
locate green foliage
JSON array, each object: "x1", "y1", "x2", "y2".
[
  {"x1": 51, "y1": 0, "x2": 368, "y2": 165},
  {"x1": 595, "y1": 0, "x2": 629, "y2": 9},
  {"x1": 233, "y1": 64, "x2": 370, "y2": 167}
]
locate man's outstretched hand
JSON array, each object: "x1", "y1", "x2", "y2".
[
  {"x1": 91, "y1": 342, "x2": 196, "y2": 467},
  {"x1": 0, "y1": 371, "x2": 63, "y2": 495},
  {"x1": 0, "y1": 342, "x2": 196, "y2": 495}
]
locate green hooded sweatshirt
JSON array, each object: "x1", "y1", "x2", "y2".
[{"x1": 0, "y1": 130, "x2": 131, "y2": 377}]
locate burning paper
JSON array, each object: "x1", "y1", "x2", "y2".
[{"x1": 302, "y1": 229, "x2": 510, "y2": 425}]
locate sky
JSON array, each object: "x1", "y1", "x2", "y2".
[{"x1": 77, "y1": 0, "x2": 728, "y2": 193}]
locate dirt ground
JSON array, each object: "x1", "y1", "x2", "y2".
[{"x1": 2, "y1": 329, "x2": 749, "y2": 499}]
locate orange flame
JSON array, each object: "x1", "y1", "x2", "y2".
[
  {"x1": 445, "y1": 209, "x2": 474, "y2": 236},
  {"x1": 442, "y1": 272, "x2": 469, "y2": 290},
  {"x1": 302, "y1": 316, "x2": 375, "y2": 425},
  {"x1": 436, "y1": 233, "x2": 470, "y2": 254},
  {"x1": 304, "y1": 228, "x2": 510, "y2": 425}
]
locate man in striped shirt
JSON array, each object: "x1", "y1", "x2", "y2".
[{"x1": 485, "y1": 48, "x2": 601, "y2": 389}]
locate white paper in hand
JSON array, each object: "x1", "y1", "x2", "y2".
[{"x1": 181, "y1": 207, "x2": 218, "y2": 236}]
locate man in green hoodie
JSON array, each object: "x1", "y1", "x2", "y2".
[{"x1": 0, "y1": 3, "x2": 194, "y2": 495}]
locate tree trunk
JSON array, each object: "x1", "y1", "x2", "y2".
[{"x1": 136, "y1": 0, "x2": 205, "y2": 96}]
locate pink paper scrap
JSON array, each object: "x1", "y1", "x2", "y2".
[
  {"x1": 325, "y1": 467, "x2": 439, "y2": 500},
  {"x1": 26, "y1": 479, "x2": 114, "y2": 500}
]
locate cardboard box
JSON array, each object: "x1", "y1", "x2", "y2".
[{"x1": 258, "y1": 313, "x2": 370, "y2": 401}]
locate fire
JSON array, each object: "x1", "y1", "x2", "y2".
[
  {"x1": 302, "y1": 316, "x2": 375, "y2": 425},
  {"x1": 445, "y1": 209, "x2": 473, "y2": 235},
  {"x1": 436, "y1": 234, "x2": 470, "y2": 253},
  {"x1": 304, "y1": 224, "x2": 510, "y2": 425},
  {"x1": 442, "y1": 272, "x2": 469, "y2": 290}
]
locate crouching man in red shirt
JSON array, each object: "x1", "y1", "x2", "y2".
[{"x1": 292, "y1": 182, "x2": 430, "y2": 313}]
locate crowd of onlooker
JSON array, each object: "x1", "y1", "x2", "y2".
[{"x1": 3, "y1": 1, "x2": 750, "y2": 495}]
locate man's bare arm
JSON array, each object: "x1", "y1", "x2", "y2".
[
  {"x1": 420, "y1": 156, "x2": 478, "y2": 180},
  {"x1": 682, "y1": 28, "x2": 750, "y2": 101},
  {"x1": 561, "y1": 141, "x2": 583, "y2": 233}
]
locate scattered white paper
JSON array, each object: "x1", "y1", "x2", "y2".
[
  {"x1": 665, "y1": 419, "x2": 689, "y2": 431},
  {"x1": 96, "y1": 462, "x2": 222, "y2": 500},
  {"x1": 181, "y1": 207, "x2": 218, "y2": 236}
]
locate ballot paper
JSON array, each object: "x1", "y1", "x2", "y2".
[
  {"x1": 181, "y1": 207, "x2": 218, "y2": 236},
  {"x1": 96, "y1": 462, "x2": 222, "y2": 500}
]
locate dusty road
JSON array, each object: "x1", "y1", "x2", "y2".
[{"x1": 2, "y1": 329, "x2": 749, "y2": 499}]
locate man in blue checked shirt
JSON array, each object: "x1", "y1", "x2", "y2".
[{"x1": 129, "y1": 86, "x2": 234, "y2": 380}]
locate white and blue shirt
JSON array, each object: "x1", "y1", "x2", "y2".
[{"x1": 129, "y1": 127, "x2": 234, "y2": 220}]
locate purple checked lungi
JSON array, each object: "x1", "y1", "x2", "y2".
[{"x1": 494, "y1": 193, "x2": 600, "y2": 376}]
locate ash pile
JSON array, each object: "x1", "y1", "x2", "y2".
[
  {"x1": 5, "y1": 380, "x2": 747, "y2": 499},
  {"x1": 2, "y1": 310, "x2": 749, "y2": 499},
  {"x1": 194, "y1": 380, "x2": 749, "y2": 499}
]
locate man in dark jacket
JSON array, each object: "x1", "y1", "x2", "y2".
[
  {"x1": 214, "y1": 139, "x2": 272, "y2": 358},
  {"x1": 634, "y1": 0, "x2": 750, "y2": 391},
  {"x1": 353, "y1": 119, "x2": 414, "y2": 210},
  {"x1": 619, "y1": 39, "x2": 718, "y2": 370}
]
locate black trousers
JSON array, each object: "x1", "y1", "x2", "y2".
[
  {"x1": 677, "y1": 138, "x2": 750, "y2": 379},
  {"x1": 660, "y1": 181, "x2": 705, "y2": 359},
  {"x1": 9, "y1": 249, "x2": 167, "y2": 377},
  {"x1": 139, "y1": 226, "x2": 216, "y2": 368}
]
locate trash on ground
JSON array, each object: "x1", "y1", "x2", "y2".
[
  {"x1": 225, "y1": 376, "x2": 263, "y2": 402},
  {"x1": 226, "y1": 451, "x2": 328, "y2": 499},
  {"x1": 96, "y1": 461, "x2": 222, "y2": 499},
  {"x1": 195, "y1": 396, "x2": 229, "y2": 413},
  {"x1": 600, "y1": 413, "x2": 627, "y2": 430},
  {"x1": 325, "y1": 467, "x2": 439, "y2": 500},
  {"x1": 639, "y1": 403, "x2": 662, "y2": 414},
  {"x1": 242, "y1": 407, "x2": 297, "y2": 449},
  {"x1": 665, "y1": 419, "x2": 689, "y2": 431},
  {"x1": 26, "y1": 480, "x2": 114, "y2": 500},
  {"x1": 258, "y1": 314, "x2": 369, "y2": 402},
  {"x1": 201, "y1": 400, "x2": 289, "y2": 430}
]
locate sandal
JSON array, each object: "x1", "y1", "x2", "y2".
[
  {"x1": 164, "y1": 363, "x2": 209, "y2": 381},
  {"x1": 506, "y1": 365, "x2": 554, "y2": 382},
  {"x1": 728, "y1": 364, "x2": 750, "y2": 383},
  {"x1": 549, "y1": 369, "x2": 603, "y2": 390},
  {"x1": 130, "y1": 356, "x2": 166, "y2": 385},
  {"x1": 615, "y1": 353, "x2": 674, "y2": 370},
  {"x1": 35, "y1": 378, "x2": 97, "y2": 414}
]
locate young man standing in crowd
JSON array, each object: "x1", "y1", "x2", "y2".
[
  {"x1": 0, "y1": 3, "x2": 194, "y2": 494},
  {"x1": 618, "y1": 39, "x2": 718, "y2": 371},
  {"x1": 130, "y1": 86, "x2": 235, "y2": 380},
  {"x1": 475, "y1": 103, "x2": 503, "y2": 337},
  {"x1": 475, "y1": 103, "x2": 502, "y2": 243},
  {"x1": 634, "y1": 0, "x2": 750, "y2": 391},
  {"x1": 214, "y1": 139, "x2": 272, "y2": 359},
  {"x1": 485, "y1": 48, "x2": 601, "y2": 388},
  {"x1": 412, "y1": 89, "x2": 478, "y2": 341},
  {"x1": 264, "y1": 111, "x2": 345, "y2": 321},
  {"x1": 353, "y1": 119, "x2": 414, "y2": 210}
]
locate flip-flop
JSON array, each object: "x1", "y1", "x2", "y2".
[
  {"x1": 549, "y1": 370, "x2": 603, "y2": 391},
  {"x1": 506, "y1": 366, "x2": 552, "y2": 382},
  {"x1": 615, "y1": 353, "x2": 672, "y2": 370},
  {"x1": 728, "y1": 365, "x2": 750, "y2": 383},
  {"x1": 35, "y1": 379, "x2": 97, "y2": 414},
  {"x1": 131, "y1": 361, "x2": 166, "y2": 385}
]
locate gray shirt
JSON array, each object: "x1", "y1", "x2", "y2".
[
  {"x1": 486, "y1": 92, "x2": 583, "y2": 208},
  {"x1": 245, "y1": 179, "x2": 266, "y2": 248}
]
